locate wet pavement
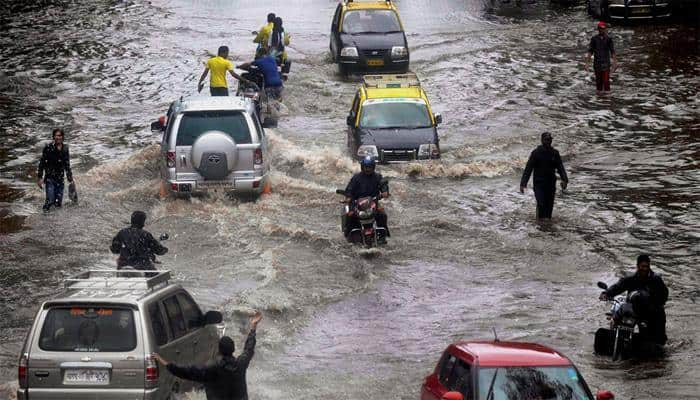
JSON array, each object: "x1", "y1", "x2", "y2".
[{"x1": 0, "y1": 0, "x2": 698, "y2": 399}]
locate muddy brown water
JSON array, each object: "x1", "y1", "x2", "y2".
[{"x1": 0, "y1": 0, "x2": 698, "y2": 399}]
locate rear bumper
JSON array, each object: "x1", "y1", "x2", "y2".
[
  {"x1": 18, "y1": 388, "x2": 155, "y2": 399},
  {"x1": 165, "y1": 175, "x2": 267, "y2": 196}
]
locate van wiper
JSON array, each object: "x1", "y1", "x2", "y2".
[{"x1": 486, "y1": 368, "x2": 499, "y2": 400}]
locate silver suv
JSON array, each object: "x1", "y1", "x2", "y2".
[
  {"x1": 151, "y1": 96, "x2": 271, "y2": 198},
  {"x1": 16, "y1": 270, "x2": 223, "y2": 400}
]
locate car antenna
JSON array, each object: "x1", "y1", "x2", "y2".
[{"x1": 492, "y1": 327, "x2": 499, "y2": 342}]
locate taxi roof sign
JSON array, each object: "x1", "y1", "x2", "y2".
[{"x1": 362, "y1": 73, "x2": 420, "y2": 89}]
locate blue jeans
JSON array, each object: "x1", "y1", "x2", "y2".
[{"x1": 44, "y1": 178, "x2": 64, "y2": 211}]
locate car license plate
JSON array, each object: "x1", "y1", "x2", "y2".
[
  {"x1": 367, "y1": 59, "x2": 384, "y2": 67},
  {"x1": 63, "y1": 369, "x2": 110, "y2": 385},
  {"x1": 199, "y1": 181, "x2": 234, "y2": 190},
  {"x1": 631, "y1": 6, "x2": 650, "y2": 14}
]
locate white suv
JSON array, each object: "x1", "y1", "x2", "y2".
[{"x1": 151, "y1": 96, "x2": 271, "y2": 198}]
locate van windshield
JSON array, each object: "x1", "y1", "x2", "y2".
[
  {"x1": 342, "y1": 10, "x2": 401, "y2": 34},
  {"x1": 39, "y1": 307, "x2": 136, "y2": 352},
  {"x1": 176, "y1": 111, "x2": 252, "y2": 146}
]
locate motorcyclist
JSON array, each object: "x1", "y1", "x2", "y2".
[
  {"x1": 343, "y1": 156, "x2": 390, "y2": 240},
  {"x1": 238, "y1": 49, "x2": 284, "y2": 100},
  {"x1": 110, "y1": 211, "x2": 168, "y2": 270},
  {"x1": 599, "y1": 255, "x2": 669, "y2": 345},
  {"x1": 253, "y1": 13, "x2": 275, "y2": 59}
]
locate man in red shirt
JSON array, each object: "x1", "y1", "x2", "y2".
[{"x1": 585, "y1": 22, "x2": 617, "y2": 91}]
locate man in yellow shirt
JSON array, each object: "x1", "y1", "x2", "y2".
[
  {"x1": 197, "y1": 46, "x2": 246, "y2": 96},
  {"x1": 253, "y1": 13, "x2": 275, "y2": 59}
]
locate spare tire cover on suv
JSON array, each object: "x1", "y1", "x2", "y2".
[{"x1": 191, "y1": 130, "x2": 238, "y2": 180}]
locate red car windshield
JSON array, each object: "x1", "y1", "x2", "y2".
[{"x1": 477, "y1": 366, "x2": 593, "y2": 400}]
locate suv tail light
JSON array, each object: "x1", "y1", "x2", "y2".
[
  {"x1": 145, "y1": 354, "x2": 159, "y2": 385},
  {"x1": 18, "y1": 352, "x2": 28, "y2": 388},
  {"x1": 254, "y1": 148, "x2": 263, "y2": 165},
  {"x1": 166, "y1": 151, "x2": 176, "y2": 168}
]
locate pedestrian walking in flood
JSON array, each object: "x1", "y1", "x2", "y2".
[
  {"x1": 585, "y1": 21, "x2": 617, "y2": 92},
  {"x1": 153, "y1": 311, "x2": 263, "y2": 400},
  {"x1": 110, "y1": 211, "x2": 168, "y2": 270},
  {"x1": 520, "y1": 132, "x2": 569, "y2": 219},
  {"x1": 197, "y1": 45, "x2": 249, "y2": 96},
  {"x1": 37, "y1": 128, "x2": 73, "y2": 212}
]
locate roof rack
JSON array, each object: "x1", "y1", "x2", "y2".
[
  {"x1": 346, "y1": 0, "x2": 391, "y2": 4},
  {"x1": 362, "y1": 73, "x2": 420, "y2": 89},
  {"x1": 64, "y1": 270, "x2": 171, "y2": 292}
]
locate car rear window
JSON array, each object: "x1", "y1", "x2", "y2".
[
  {"x1": 176, "y1": 111, "x2": 252, "y2": 146},
  {"x1": 39, "y1": 307, "x2": 136, "y2": 352}
]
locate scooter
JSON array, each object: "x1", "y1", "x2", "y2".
[
  {"x1": 335, "y1": 183, "x2": 389, "y2": 248},
  {"x1": 594, "y1": 281, "x2": 646, "y2": 361},
  {"x1": 237, "y1": 65, "x2": 285, "y2": 128}
]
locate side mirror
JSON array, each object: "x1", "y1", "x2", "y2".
[
  {"x1": 442, "y1": 392, "x2": 464, "y2": 400},
  {"x1": 346, "y1": 115, "x2": 354, "y2": 126},
  {"x1": 597, "y1": 281, "x2": 608, "y2": 290},
  {"x1": 596, "y1": 390, "x2": 615, "y2": 400},
  {"x1": 434, "y1": 113, "x2": 443, "y2": 125},
  {"x1": 204, "y1": 311, "x2": 223, "y2": 325},
  {"x1": 159, "y1": 233, "x2": 169, "y2": 241},
  {"x1": 251, "y1": 30, "x2": 258, "y2": 35},
  {"x1": 335, "y1": 189, "x2": 346, "y2": 195},
  {"x1": 150, "y1": 116, "x2": 166, "y2": 132}
]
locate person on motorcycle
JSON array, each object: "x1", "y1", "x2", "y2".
[
  {"x1": 343, "y1": 156, "x2": 390, "y2": 240},
  {"x1": 238, "y1": 49, "x2": 284, "y2": 100},
  {"x1": 268, "y1": 17, "x2": 290, "y2": 64},
  {"x1": 110, "y1": 211, "x2": 168, "y2": 270},
  {"x1": 253, "y1": 13, "x2": 275, "y2": 59},
  {"x1": 599, "y1": 255, "x2": 669, "y2": 345}
]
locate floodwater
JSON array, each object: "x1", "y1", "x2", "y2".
[{"x1": 0, "y1": 0, "x2": 698, "y2": 399}]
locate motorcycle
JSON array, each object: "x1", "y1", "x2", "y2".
[
  {"x1": 335, "y1": 180, "x2": 389, "y2": 248},
  {"x1": 237, "y1": 64, "x2": 286, "y2": 128},
  {"x1": 594, "y1": 281, "x2": 646, "y2": 361}
]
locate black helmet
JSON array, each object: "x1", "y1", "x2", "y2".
[
  {"x1": 360, "y1": 156, "x2": 376, "y2": 168},
  {"x1": 131, "y1": 211, "x2": 147, "y2": 229}
]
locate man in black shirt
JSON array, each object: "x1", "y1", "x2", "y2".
[
  {"x1": 154, "y1": 311, "x2": 262, "y2": 400},
  {"x1": 343, "y1": 156, "x2": 390, "y2": 239},
  {"x1": 110, "y1": 211, "x2": 168, "y2": 270},
  {"x1": 585, "y1": 21, "x2": 617, "y2": 91},
  {"x1": 520, "y1": 132, "x2": 569, "y2": 219},
  {"x1": 37, "y1": 128, "x2": 73, "y2": 212},
  {"x1": 600, "y1": 255, "x2": 669, "y2": 345}
]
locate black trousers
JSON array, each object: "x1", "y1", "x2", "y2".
[
  {"x1": 533, "y1": 184, "x2": 556, "y2": 219},
  {"x1": 210, "y1": 87, "x2": 229, "y2": 96}
]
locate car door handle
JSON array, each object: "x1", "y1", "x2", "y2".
[{"x1": 35, "y1": 371, "x2": 49, "y2": 377}]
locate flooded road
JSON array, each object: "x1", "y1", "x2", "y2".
[{"x1": 1, "y1": 0, "x2": 698, "y2": 399}]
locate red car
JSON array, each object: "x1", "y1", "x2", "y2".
[{"x1": 421, "y1": 341, "x2": 615, "y2": 400}]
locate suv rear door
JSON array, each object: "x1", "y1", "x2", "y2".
[
  {"x1": 172, "y1": 110, "x2": 256, "y2": 181},
  {"x1": 27, "y1": 304, "x2": 146, "y2": 399}
]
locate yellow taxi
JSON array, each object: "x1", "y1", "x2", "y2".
[
  {"x1": 346, "y1": 73, "x2": 442, "y2": 162},
  {"x1": 329, "y1": 0, "x2": 410, "y2": 76}
]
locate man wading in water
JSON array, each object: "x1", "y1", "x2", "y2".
[
  {"x1": 585, "y1": 21, "x2": 617, "y2": 92},
  {"x1": 198, "y1": 46, "x2": 248, "y2": 96},
  {"x1": 520, "y1": 132, "x2": 568, "y2": 219},
  {"x1": 37, "y1": 128, "x2": 73, "y2": 212},
  {"x1": 154, "y1": 311, "x2": 262, "y2": 400}
]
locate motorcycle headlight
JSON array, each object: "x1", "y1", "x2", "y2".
[
  {"x1": 623, "y1": 318, "x2": 635, "y2": 326},
  {"x1": 357, "y1": 145, "x2": 378, "y2": 158},
  {"x1": 417, "y1": 144, "x2": 439, "y2": 159},
  {"x1": 391, "y1": 46, "x2": 408, "y2": 59},
  {"x1": 358, "y1": 210, "x2": 372, "y2": 218},
  {"x1": 341, "y1": 46, "x2": 359, "y2": 58}
]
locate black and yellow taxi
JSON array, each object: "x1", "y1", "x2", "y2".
[
  {"x1": 330, "y1": 0, "x2": 409, "y2": 76},
  {"x1": 346, "y1": 74, "x2": 442, "y2": 163}
]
